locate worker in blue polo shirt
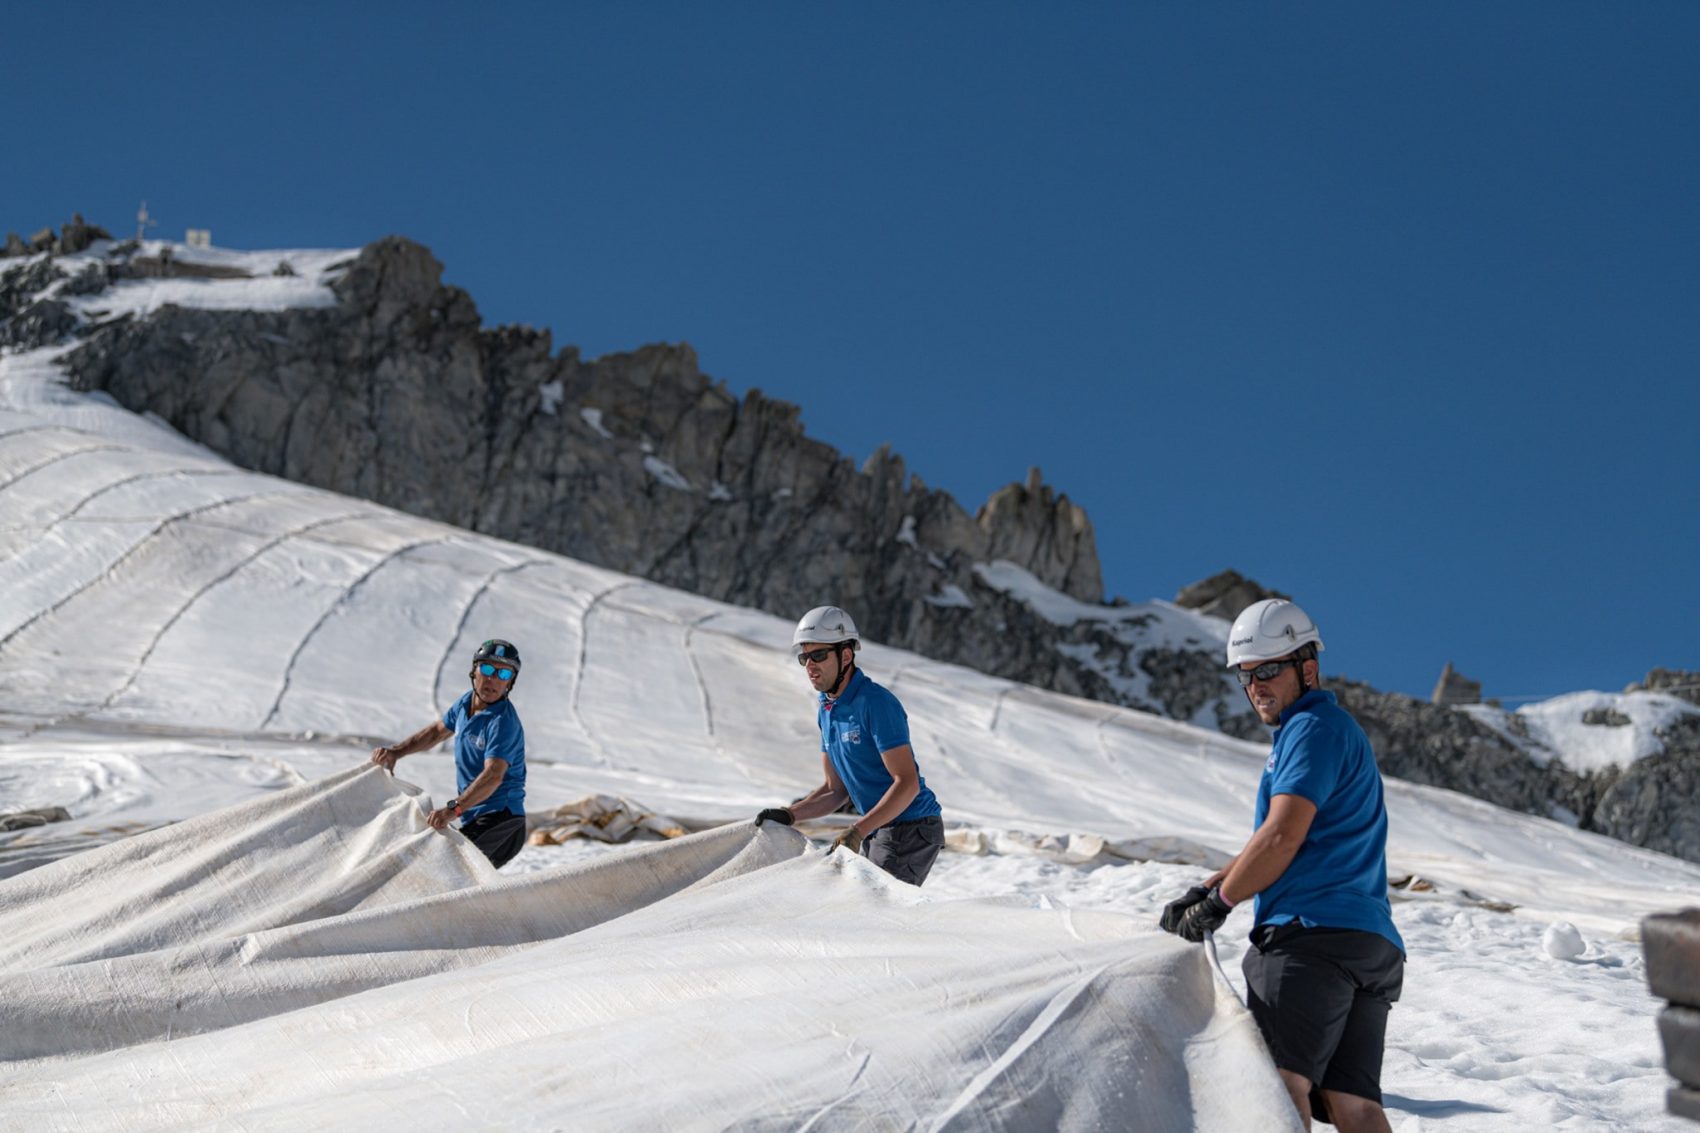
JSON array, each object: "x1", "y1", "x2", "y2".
[
  {"x1": 754, "y1": 606, "x2": 945, "y2": 886},
  {"x1": 1159, "y1": 600, "x2": 1405, "y2": 1133},
  {"x1": 370, "y1": 638, "x2": 529, "y2": 868}
]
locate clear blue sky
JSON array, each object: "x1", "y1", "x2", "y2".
[{"x1": 6, "y1": 3, "x2": 1696, "y2": 702}]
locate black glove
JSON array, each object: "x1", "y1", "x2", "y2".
[
  {"x1": 1176, "y1": 888, "x2": 1234, "y2": 943},
  {"x1": 755, "y1": 807, "x2": 795, "y2": 827},
  {"x1": 1159, "y1": 886, "x2": 1211, "y2": 934}
]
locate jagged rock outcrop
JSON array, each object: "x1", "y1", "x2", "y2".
[
  {"x1": 1632, "y1": 668, "x2": 1700, "y2": 708},
  {"x1": 1430, "y1": 662, "x2": 1482, "y2": 706},
  {"x1": 1172, "y1": 570, "x2": 1286, "y2": 621},
  {"x1": 979, "y1": 468, "x2": 1101, "y2": 602},
  {"x1": 1, "y1": 214, "x2": 111, "y2": 259}
]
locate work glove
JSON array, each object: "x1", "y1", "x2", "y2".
[
  {"x1": 830, "y1": 826, "x2": 864, "y2": 855},
  {"x1": 1176, "y1": 888, "x2": 1234, "y2": 943},
  {"x1": 1158, "y1": 886, "x2": 1211, "y2": 934},
  {"x1": 755, "y1": 807, "x2": 795, "y2": 827}
]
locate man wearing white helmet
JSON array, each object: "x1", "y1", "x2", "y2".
[
  {"x1": 1159, "y1": 599, "x2": 1405, "y2": 1133},
  {"x1": 754, "y1": 606, "x2": 945, "y2": 886}
]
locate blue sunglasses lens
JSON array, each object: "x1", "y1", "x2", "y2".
[{"x1": 478, "y1": 663, "x2": 514, "y2": 680}]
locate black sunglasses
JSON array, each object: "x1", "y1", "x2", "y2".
[
  {"x1": 477, "y1": 663, "x2": 515, "y2": 680},
  {"x1": 1235, "y1": 658, "x2": 1300, "y2": 687},
  {"x1": 796, "y1": 646, "x2": 841, "y2": 666}
]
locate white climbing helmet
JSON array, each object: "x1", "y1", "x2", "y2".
[
  {"x1": 792, "y1": 605, "x2": 861, "y2": 655},
  {"x1": 1224, "y1": 599, "x2": 1325, "y2": 668}
]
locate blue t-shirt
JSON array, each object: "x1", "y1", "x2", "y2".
[
  {"x1": 818, "y1": 668, "x2": 941, "y2": 825},
  {"x1": 441, "y1": 691, "x2": 526, "y2": 821},
  {"x1": 1253, "y1": 689, "x2": 1404, "y2": 954}
]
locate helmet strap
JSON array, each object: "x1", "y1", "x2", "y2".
[{"x1": 827, "y1": 644, "x2": 855, "y2": 697}]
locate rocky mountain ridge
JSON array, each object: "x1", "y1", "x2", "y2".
[{"x1": 5, "y1": 221, "x2": 1696, "y2": 862}]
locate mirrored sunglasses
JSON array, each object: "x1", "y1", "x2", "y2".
[
  {"x1": 796, "y1": 646, "x2": 838, "y2": 666},
  {"x1": 1235, "y1": 658, "x2": 1299, "y2": 687},
  {"x1": 477, "y1": 663, "x2": 515, "y2": 680}
]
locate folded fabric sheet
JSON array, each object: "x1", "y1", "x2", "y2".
[{"x1": 0, "y1": 767, "x2": 1294, "y2": 1132}]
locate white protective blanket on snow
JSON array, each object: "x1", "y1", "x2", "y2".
[{"x1": 0, "y1": 766, "x2": 1296, "y2": 1132}]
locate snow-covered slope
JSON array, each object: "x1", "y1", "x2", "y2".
[
  {"x1": 2, "y1": 253, "x2": 1696, "y2": 1129},
  {"x1": 3, "y1": 384, "x2": 1693, "y2": 932}
]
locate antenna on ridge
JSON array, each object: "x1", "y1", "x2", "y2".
[{"x1": 136, "y1": 201, "x2": 157, "y2": 243}]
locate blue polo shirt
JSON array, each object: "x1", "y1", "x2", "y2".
[
  {"x1": 1253, "y1": 689, "x2": 1403, "y2": 954},
  {"x1": 442, "y1": 691, "x2": 526, "y2": 821},
  {"x1": 818, "y1": 668, "x2": 941, "y2": 825}
]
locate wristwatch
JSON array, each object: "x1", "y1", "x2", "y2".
[{"x1": 446, "y1": 798, "x2": 463, "y2": 817}]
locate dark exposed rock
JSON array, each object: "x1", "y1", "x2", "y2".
[
  {"x1": 1173, "y1": 569, "x2": 1287, "y2": 620},
  {"x1": 0, "y1": 299, "x2": 77, "y2": 350},
  {"x1": 58, "y1": 213, "x2": 110, "y2": 254},
  {"x1": 1592, "y1": 748, "x2": 1700, "y2": 861},
  {"x1": 0, "y1": 258, "x2": 63, "y2": 322},
  {"x1": 1583, "y1": 707, "x2": 1633, "y2": 727}
]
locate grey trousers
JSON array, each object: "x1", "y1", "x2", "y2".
[{"x1": 863, "y1": 815, "x2": 945, "y2": 886}]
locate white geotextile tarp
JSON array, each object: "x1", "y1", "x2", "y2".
[{"x1": 0, "y1": 767, "x2": 1297, "y2": 1132}]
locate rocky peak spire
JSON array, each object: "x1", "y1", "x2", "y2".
[{"x1": 976, "y1": 467, "x2": 1102, "y2": 603}]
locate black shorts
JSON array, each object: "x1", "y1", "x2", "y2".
[
  {"x1": 863, "y1": 815, "x2": 945, "y2": 887},
  {"x1": 1241, "y1": 923, "x2": 1405, "y2": 1108},
  {"x1": 459, "y1": 809, "x2": 527, "y2": 869}
]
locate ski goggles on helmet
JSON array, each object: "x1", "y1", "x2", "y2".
[
  {"x1": 796, "y1": 646, "x2": 839, "y2": 666},
  {"x1": 1235, "y1": 658, "x2": 1300, "y2": 687},
  {"x1": 477, "y1": 663, "x2": 516, "y2": 681}
]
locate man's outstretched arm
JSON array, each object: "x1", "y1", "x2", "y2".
[{"x1": 371, "y1": 720, "x2": 453, "y2": 772}]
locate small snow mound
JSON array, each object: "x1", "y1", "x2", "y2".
[{"x1": 1542, "y1": 920, "x2": 1587, "y2": 960}]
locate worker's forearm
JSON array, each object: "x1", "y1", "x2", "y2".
[
  {"x1": 388, "y1": 722, "x2": 446, "y2": 758},
  {"x1": 454, "y1": 764, "x2": 507, "y2": 810},
  {"x1": 1220, "y1": 833, "x2": 1302, "y2": 905},
  {"x1": 787, "y1": 782, "x2": 850, "y2": 822}
]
